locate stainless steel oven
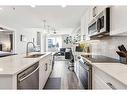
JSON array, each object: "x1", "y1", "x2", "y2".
[{"x1": 78, "y1": 56, "x2": 92, "y2": 89}]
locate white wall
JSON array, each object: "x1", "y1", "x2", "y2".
[
  {"x1": 15, "y1": 28, "x2": 39, "y2": 54},
  {"x1": 62, "y1": 34, "x2": 72, "y2": 48},
  {"x1": 0, "y1": 23, "x2": 72, "y2": 54},
  {"x1": 15, "y1": 28, "x2": 47, "y2": 54}
]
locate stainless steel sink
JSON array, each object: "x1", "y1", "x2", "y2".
[{"x1": 24, "y1": 54, "x2": 45, "y2": 58}]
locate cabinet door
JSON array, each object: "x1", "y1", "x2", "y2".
[
  {"x1": 89, "y1": 6, "x2": 94, "y2": 23},
  {"x1": 93, "y1": 74, "x2": 112, "y2": 89},
  {"x1": 46, "y1": 56, "x2": 52, "y2": 78},
  {"x1": 39, "y1": 60, "x2": 46, "y2": 89},
  {"x1": 48, "y1": 59, "x2": 52, "y2": 75},
  {"x1": 39, "y1": 54, "x2": 52, "y2": 89},
  {"x1": 45, "y1": 60, "x2": 51, "y2": 80},
  {"x1": 74, "y1": 55, "x2": 77, "y2": 73},
  {"x1": 96, "y1": 6, "x2": 109, "y2": 15},
  {"x1": 89, "y1": 6, "x2": 109, "y2": 23},
  {"x1": 81, "y1": 9, "x2": 89, "y2": 41},
  {"x1": 92, "y1": 66, "x2": 127, "y2": 89},
  {"x1": 76, "y1": 60, "x2": 80, "y2": 79},
  {"x1": 74, "y1": 61, "x2": 77, "y2": 73},
  {"x1": 110, "y1": 6, "x2": 127, "y2": 35}
]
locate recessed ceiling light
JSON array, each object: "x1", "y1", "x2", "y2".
[
  {"x1": 31, "y1": 5, "x2": 36, "y2": 8},
  {"x1": 61, "y1": 4, "x2": 66, "y2": 8},
  {"x1": 0, "y1": 68, "x2": 3, "y2": 71}
]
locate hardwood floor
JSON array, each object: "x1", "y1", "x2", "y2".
[{"x1": 45, "y1": 60, "x2": 82, "y2": 89}]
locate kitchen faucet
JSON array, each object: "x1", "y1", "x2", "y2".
[{"x1": 26, "y1": 42, "x2": 35, "y2": 56}]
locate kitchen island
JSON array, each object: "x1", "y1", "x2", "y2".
[{"x1": 0, "y1": 52, "x2": 52, "y2": 89}]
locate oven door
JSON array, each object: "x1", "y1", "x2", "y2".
[{"x1": 79, "y1": 60, "x2": 92, "y2": 89}]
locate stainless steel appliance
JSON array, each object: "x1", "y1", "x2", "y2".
[
  {"x1": 17, "y1": 62, "x2": 39, "y2": 89},
  {"x1": 88, "y1": 19, "x2": 97, "y2": 37},
  {"x1": 77, "y1": 55, "x2": 119, "y2": 89},
  {"x1": 81, "y1": 55, "x2": 119, "y2": 63},
  {"x1": 78, "y1": 56, "x2": 92, "y2": 89},
  {"x1": 88, "y1": 7, "x2": 110, "y2": 38}
]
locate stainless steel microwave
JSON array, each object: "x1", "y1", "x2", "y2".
[{"x1": 88, "y1": 7, "x2": 110, "y2": 38}]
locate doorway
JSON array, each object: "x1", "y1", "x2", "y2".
[{"x1": 46, "y1": 35, "x2": 62, "y2": 52}]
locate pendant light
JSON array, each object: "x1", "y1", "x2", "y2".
[
  {"x1": 47, "y1": 25, "x2": 50, "y2": 34},
  {"x1": 53, "y1": 28, "x2": 56, "y2": 34}
]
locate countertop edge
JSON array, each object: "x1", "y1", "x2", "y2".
[
  {"x1": 0, "y1": 52, "x2": 52, "y2": 76},
  {"x1": 92, "y1": 63, "x2": 127, "y2": 87}
]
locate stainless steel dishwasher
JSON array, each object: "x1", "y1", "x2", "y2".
[{"x1": 17, "y1": 62, "x2": 39, "y2": 89}]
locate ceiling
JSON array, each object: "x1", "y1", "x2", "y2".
[{"x1": 0, "y1": 6, "x2": 88, "y2": 34}]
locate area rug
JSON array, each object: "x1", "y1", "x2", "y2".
[{"x1": 44, "y1": 78, "x2": 61, "y2": 89}]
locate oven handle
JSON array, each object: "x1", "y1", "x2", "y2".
[
  {"x1": 18, "y1": 66, "x2": 39, "y2": 82},
  {"x1": 79, "y1": 61, "x2": 91, "y2": 71},
  {"x1": 79, "y1": 64, "x2": 91, "y2": 71}
]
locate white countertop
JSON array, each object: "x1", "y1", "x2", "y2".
[
  {"x1": 0, "y1": 52, "x2": 51, "y2": 75},
  {"x1": 76, "y1": 53, "x2": 127, "y2": 86},
  {"x1": 92, "y1": 63, "x2": 127, "y2": 86}
]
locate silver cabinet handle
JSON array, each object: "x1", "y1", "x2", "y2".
[
  {"x1": 106, "y1": 82, "x2": 116, "y2": 89},
  {"x1": 18, "y1": 66, "x2": 39, "y2": 82},
  {"x1": 45, "y1": 63, "x2": 48, "y2": 71}
]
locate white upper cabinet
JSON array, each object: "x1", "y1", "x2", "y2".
[
  {"x1": 81, "y1": 6, "x2": 127, "y2": 40},
  {"x1": 81, "y1": 9, "x2": 90, "y2": 41},
  {"x1": 89, "y1": 6, "x2": 109, "y2": 23},
  {"x1": 110, "y1": 6, "x2": 127, "y2": 36}
]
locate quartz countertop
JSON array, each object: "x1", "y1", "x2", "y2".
[
  {"x1": 92, "y1": 63, "x2": 127, "y2": 86},
  {"x1": 0, "y1": 52, "x2": 51, "y2": 75}
]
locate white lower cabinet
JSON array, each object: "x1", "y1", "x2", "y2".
[
  {"x1": 110, "y1": 6, "x2": 127, "y2": 36},
  {"x1": 39, "y1": 60, "x2": 46, "y2": 89},
  {"x1": 93, "y1": 74, "x2": 112, "y2": 89},
  {"x1": 92, "y1": 66, "x2": 127, "y2": 89},
  {"x1": 74, "y1": 55, "x2": 80, "y2": 79},
  {"x1": 39, "y1": 54, "x2": 52, "y2": 89}
]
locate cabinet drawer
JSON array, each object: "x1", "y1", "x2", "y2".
[
  {"x1": 93, "y1": 66, "x2": 127, "y2": 89},
  {"x1": 93, "y1": 74, "x2": 112, "y2": 89}
]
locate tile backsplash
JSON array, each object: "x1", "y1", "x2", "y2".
[{"x1": 89, "y1": 36, "x2": 127, "y2": 59}]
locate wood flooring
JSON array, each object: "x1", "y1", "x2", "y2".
[{"x1": 45, "y1": 60, "x2": 82, "y2": 89}]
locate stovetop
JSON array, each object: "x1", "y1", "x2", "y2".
[{"x1": 81, "y1": 55, "x2": 120, "y2": 63}]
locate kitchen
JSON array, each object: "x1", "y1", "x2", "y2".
[{"x1": 0, "y1": 5, "x2": 127, "y2": 91}]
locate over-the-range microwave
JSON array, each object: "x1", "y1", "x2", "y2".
[{"x1": 88, "y1": 7, "x2": 110, "y2": 38}]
